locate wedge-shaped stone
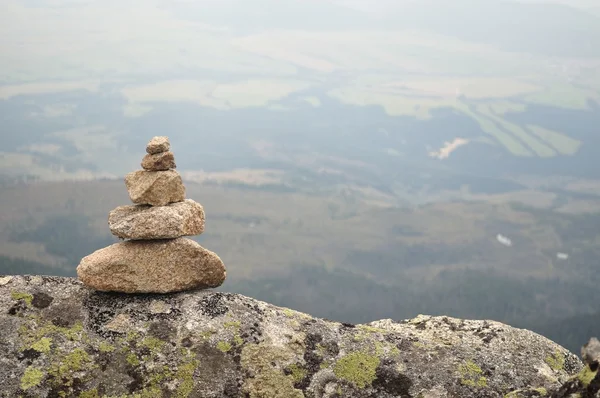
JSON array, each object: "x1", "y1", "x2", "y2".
[
  {"x1": 146, "y1": 136, "x2": 170, "y2": 154},
  {"x1": 125, "y1": 169, "x2": 185, "y2": 206},
  {"x1": 141, "y1": 151, "x2": 176, "y2": 171},
  {"x1": 77, "y1": 238, "x2": 226, "y2": 293},
  {"x1": 109, "y1": 199, "x2": 205, "y2": 240}
]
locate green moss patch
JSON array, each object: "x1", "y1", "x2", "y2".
[
  {"x1": 241, "y1": 343, "x2": 304, "y2": 398},
  {"x1": 221, "y1": 320, "x2": 244, "y2": 347},
  {"x1": 11, "y1": 291, "x2": 33, "y2": 306},
  {"x1": 49, "y1": 348, "x2": 94, "y2": 379},
  {"x1": 79, "y1": 389, "x2": 100, "y2": 398},
  {"x1": 333, "y1": 351, "x2": 380, "y2": 388},
  {"x1": 175, "y1": 360, "x2": 199, "y2": 398},
  {"x1": 458, "y1": 360, "x2": 487, "y2": 388},
  {"x1": 142, "y1": 336, "x2": 165, "y2": 352},
  {"x1": 20, "y1": 367, "x2": 45, "y2": 390},
  {"x1": 287, "y1": 364, "x2": 307, "y2": 383},
  {"x1": 127, "y1": 353, "x2": 141, "y2": 367},
  {"x1": 224, "y1": 320, "x2": 241, "y2": 329},
  {"x1": 283, "y1": 308, "x2": 295, "y2": 318},
  {"x1": 98, "y1": 341, "x2": 115, "y2": 353},
  {"x1": 234, "y1": 335, "x2": 244, "y2": 346},
  {"x1": 18, "y1": 318, "x2": 84, "y2": 349},
  {"x1": 217, "y1": 341, "x2": 232, "y2": 353},
  {"x1": 30, "y1": 337, "x2": 52, "y2": 354},
  {"x1": 577, "y1": 365, "x2": 598, "y2": 386},
  {"x1": 545, "y1": 350, "x2": 565, "y2": 371}
]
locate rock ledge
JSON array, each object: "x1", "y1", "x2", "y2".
[{"x1": 0, "y1": 275, "x2": 592, "y2": 398}]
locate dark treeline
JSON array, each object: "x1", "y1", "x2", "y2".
[
  {"x1": 224, "y1": 264, "x2": 597, "y2": 355},
  {"x1": 0, "y1": 256, "x2": 74, "y2": 277},
  {"x1": 9, "y1": 214, "x2": 117, "y2": 267}
]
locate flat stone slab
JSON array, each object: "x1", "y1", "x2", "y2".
[
  {"x1": 125, "y1": 169, "x2": 185, "y2": 206},
  {"x1": 108, "y1": 199, "x2": 205, "y2": 240},
  {"x1": 146, "y1": 136, "x2": 170, "y2": 154},
  {"x1": 141, "y1": 151, "x2": 176, "y2": 171},
  {"x1": 76, "y1": 237, "x2": 226, "y2": 293}
]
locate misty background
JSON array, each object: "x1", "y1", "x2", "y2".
[{"x1": 1, "y1": 0, "x2": 600, "y2": 354}]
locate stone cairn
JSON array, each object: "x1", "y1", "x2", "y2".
[{"x1": 77, "y1": 136, "x2": 226, "y2": 293}]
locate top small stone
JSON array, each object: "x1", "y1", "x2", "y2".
[{"x1": 146, "y1": 136, "x2": 170, "y2": 154}]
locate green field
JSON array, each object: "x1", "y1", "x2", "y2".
[
  {"x1": 527, "y1": 126, "x2": 582, "y2": 155},
  {"x1": 2, "y1": 1, "x2": 599, "y2": 160}
]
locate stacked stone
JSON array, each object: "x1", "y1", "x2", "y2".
[{"x1": 76, "y1": 136, "x2": 226, "y2": 294}]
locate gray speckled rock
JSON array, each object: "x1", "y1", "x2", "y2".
[
  {"x1": 0, "y1": 275, "x2": 586, "y2": 398},
  {"x1": 108, "y1": 199, "x2": 205, "y2": 240}
]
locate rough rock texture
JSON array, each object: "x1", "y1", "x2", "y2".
[
  {"x1": 582, "y1": 338, "x2": 600, "y2": 369},
  {"x1": 146, "y1": 136, "x2": 170, "y2": 154},
  {"x1": 141, "y1": 151, "x2": 176, "y2": 171},
  {"x1": 124, "y1": 169, "x2": 185, "y2": 206},
  {"x1": 76, "y1": 238, "x2": 225, "y2": 293},
  {"x1": 108, "y1": 199, "x2": 205, "y2": 240},
  {"x1": 549, "y1": 337, "x2": 600, "y2": 397},
  {"x1": 0, "y1": 275, "x2": 587, "y2": 398}
]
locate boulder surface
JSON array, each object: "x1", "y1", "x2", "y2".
[
  {"x1": 141, "y1": 151, "x2": 176, "y2": 171},
  {"x1": 76, "y1": 238, "x2": 225, "y2": 293},
  {"x1": 146, "y1": 136, "x2": 170, "y2": 154},
  {"x1": 108, "y1": 199, "x2": 205, "y2": 240},
  {"x1": 124, "y1": 169, "x2": 186, "y2": 206},
  {"x1": 0, "y1": 275, "x2": 589, "y2": 398}
]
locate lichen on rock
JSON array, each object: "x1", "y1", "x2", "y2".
[
  {"x1": 0, "y1": 275, "x2": 587, "y2": 397},
  {"x1": 333, "y1": 351, "x2": 380, "y2": 388}
]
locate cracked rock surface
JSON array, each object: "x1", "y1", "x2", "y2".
[{"x1": 0, "y1": 275, "x2": 585, "y2": 398}]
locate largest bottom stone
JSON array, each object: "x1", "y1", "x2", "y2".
[{"x1": 77, "y1": 237, "x2": 226, "y2": 293}]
